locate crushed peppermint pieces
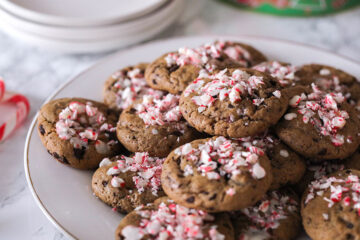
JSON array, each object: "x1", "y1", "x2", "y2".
[
  {"x1": 135, "y1": 94, "x2": 182, "y2": 125},
  {"x1": 106, "y1": 152, "x2": 164, "y2": 196},
  {"x1": 305, "y1": 173, "x2": 360, "y2": 217},
  {"x1": 184, "y1": 69, "x2": 265, "y2": 113},
  {"x1": 174, "y1": 137, "x2": 267, "y2": 180},
  {"x1": 287, "y1": 84, "x2": 349, "y2": 146},
  {"x1": 164, "y1": 41, "x2": 252, "y2": 73},
  {"x1": 55, "y1": 101, "x2": 117, "y2": 153},
  {"x1": 252, "y1": 61, "x2": 298, "y2": 86},
  {"x1": 111, "y1": 68, "x2": 164, "y2": 110},
  {"x1": 240, "y1": 190, "x2": 298, "y2": 237},
  {"x1": 121, "y1": 202, "x2": 224, "y2": 240}
]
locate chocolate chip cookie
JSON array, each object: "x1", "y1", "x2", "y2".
[
  {"x1": 145, "y1": 41, "x2": 267, "y2": 94},
  {"x1": 161, "y1": 136, "x2": 273, "y2": 212},
  {"x1": 180, "y1": 68, "x2": 289, "y2": 138},
  {"x1": 116, "y1": 93, "x2": 201, "y2": 157},
  {"x1": 301, "y1": 169, "x2": 360, "y2": 240},
  {"x1": 276, "y1": 84, "x2": 360, "y2": 160},
  {"x1": 239, "y1": 132, "x2": 306, "y2": 190},
  {"x1": 115, "y1": 197, "x2": 234, "y2": 240},
  {"x1": 92, "y1": 153, "x2": 165, "y2": 213},
  {"x1": 231, "y1": 189, "x2": 301, "y2": 240},
  {"x1": 103, "y1": 63, "x2": 164, "y2": 111},
  {"x1": 37, "y1": 98, "x2": 123, "y2": 169}
]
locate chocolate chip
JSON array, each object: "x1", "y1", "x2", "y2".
[
  {"x1": 209, "y1": 193, "x2": 217, "y2": 200},
  {"x1": 171, "y1": 131, "x2": 183, "y2": 137},
  {"x1": 152, "y1": 79, "x2": 157, "y2": 85},
  {"x1": 39, "y1": 124, "x2": 45, "y2": 135},
  {"x1": 52, "y1": 152, "x2": 69, "y2": 164},
  {"x1": 102, "y1": 181, "x2": 108, "y2": 187},
  {"x1": 73, "y1": 147, "x2": 86, "y2": 160},
  {"x1": 346, "y1": 234, "x2": 354, "y2": 240},
  {"x1": 346, "y1": 169, "x2": 352, "y2": 174},
  {"x1": 338, "y1": 217, "x2": 354, "y2": 229},
  {"x1": 129, "y1": 108, "x2": 136, "y2": 114},
  {"x1": 318, "y1": 148, "x2": 327, "y2": 155},
  {"x1": 186, "y1": 196, "x2": 195, "y2": 203},
  {"x1": 168, "y1": 65, "x2": 179, "y2": 73}
]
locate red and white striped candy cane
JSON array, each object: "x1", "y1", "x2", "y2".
[{"x1": 0, "y1": 92, "x2": 30, "y2": 142}]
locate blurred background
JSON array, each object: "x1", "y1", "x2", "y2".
[{"x1": 0, "y1": 0, "x2": 360, "y2": 239}]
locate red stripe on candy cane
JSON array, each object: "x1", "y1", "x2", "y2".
[
  {"x1": 0, "y1": 124, "x2": 5, "y2": 140},
  {"x1": 0, "y1": 78, "x2": 5, "y2": 101}
]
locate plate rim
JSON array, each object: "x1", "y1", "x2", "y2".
[{"x1": 24, "y1": 34, "x2": 360, "y2": 240}]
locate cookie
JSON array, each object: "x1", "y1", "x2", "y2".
[
  {"x1": 276, "y1": 84, "x2": 360, "y2": 160},
  {"x1": 301, "y1": 169, "x2": 360, "y2": 240},
  {"x1": 92, "y1": 152, "x2": 165, "y2": 213},
  {"x1": 103, "y1": 63, "x2": 164, "y2": 111},
  {"x1": 161, "y1": 136, "x2": 273, "y2": 212},
  {"x1": 252, "y1": 61, "x2": 299, "y2": 87},
  {"x1": 231, "y1": 189, "x2": 301, "y2": 240},
  {"x1": 296, "y1": 64, "x2": 360, "y2": 103},
  {"x1": 145, "y1": 41, "x2": 267, "y2": 94},
  {"x1": 116, "y1": 93, "x2": 201, "y2": 157},
  {"x1": 180, "y1": 68, "x2": 289, "y2": 138},
  {"x1": 37, "y1": 98, "x2": 123, "y2": 169},
  {"x1": 240, "y1": 132, "x2": 306, "y2": 190},
  {"x1": 115, "y1": 197, "x2": 234, "y2": 240}
]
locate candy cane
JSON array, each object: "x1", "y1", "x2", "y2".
[{"x1": 0, "y1": 77, "x2": 5, "y2": 101}]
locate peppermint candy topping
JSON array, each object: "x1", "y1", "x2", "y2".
[
  {"x1": 184, "y1": 69, "x2": 265, "y2": 113},
  {"x1": 135, "y1": 94, "x2": 182, "y2": 125},
  {"x1": 55, "y1": 101, "x2": 116, "y2": 153},
  {"x1": 241, "y1": 190, "x2": 298, "y2": 234},
  {"x1": 305, "y1": 173, "x2": 360, "y2": 217},
  {"x1": 106, "y1": 152, "x2": 164, "y2": 196},
  {"x1": 111, "y1": 68, "x2": 164, "y2": 110},
  {"x1": 252, "y1": 61, "x2": 298, "y2": 86},
  {"x1": 174, "y1": 137, "x2": 267, "y2": 181},
  {"x1": 164, "y1": 41, "x2": 252, "y2": 72},
  {"x1": 288, "y1": 84, "x2": 349, "y2": 146},
  {"x1": 122, "y1": 202, "x2": 224, "y2": 240}
]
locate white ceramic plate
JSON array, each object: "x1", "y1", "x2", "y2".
[
  {"x1": 0, "y1": 0, "x2": 180, "y2": 41},
  {"x1": 0, "y1": 1, "x2": 183, "y2": 54},
  {"x1": 0, "y1": 0, "x2": 168, "y2": 27},
  {"x1": 24, "y1": 35, "x2": 360, "y2": 240}
]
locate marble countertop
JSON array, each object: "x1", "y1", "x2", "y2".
[{"x1": 1, "y1": 1, "x2": 360, "y2": 239}]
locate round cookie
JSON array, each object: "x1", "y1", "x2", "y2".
[
  {"x1": 103, "y1": 63, "x2": 164, "y2": 111},
  {"x1": 92, "y1": 152, "x2": 165, "y2": 213},
  {"x1": 115, "y1": 197, "x2": 234, "y2": 240},
  {"x1": 275, "y1": 84, "x2": 360, "y2": 160},
  {"x1": 231, "y1": 189, "x2": 301, "y2": 240},
  {"x1": 180, "y1": 68, "x2": 289, "y2": 138},
  {"x1": 145, "y1": 41, "x2": 267, "y2": 94},
  {"x1": 252, "y1": 61, "x2": 299, "y2": 87},
  {"x1": 295, "y1": 64, "x2": 360, "y2": 103},
  {"x1": 37, "y1": 98, "x2": 123, "y2": 169},
  {"x1": 240, "y1": 132, "x2": 306, "y2": 190},
  {"x1": 116, "y1": 93, "x2": 201, "y2": 157},
  {"x1": 301, "y1": 169, "x2": 360, "y2": 240},
  {"x1": 161, "y1": 136, "x2": 273, "y2": 212}
]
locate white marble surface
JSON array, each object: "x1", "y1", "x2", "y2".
[{"x1": 1, "y1": 1, "x2": 360, "y2": 239}]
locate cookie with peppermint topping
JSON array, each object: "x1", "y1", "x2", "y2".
[
  {"x1": 301, "y1": 169, "x2": 360, "y2": 240},
  {"x1": 116, "y1": 93, "x2": 202, "y2": 157},
  {"x1": 37, "y1": 98, "x2": 123, "y2": 169},
  {"x1": 145, "y1": 41, "x2": 267, "y2": 94},
  {"x1": 276, "y1": 84, "x2": 360, "y2": 160},
  {"x1": 231, "y1": 189, "x2": 301, "y2": 240},
  {"x1": 92, "y1": 153, "x2": 166, "y2": 213},
  {"x1": 180, "y1": 68, "x2": 289, "y2": 138},
  {"x1": 161, "y1": 136, "x2": 273, "y2": 212},
  {"x1": 252, "y1": 61, "x2": 300, "y2": 87},
  {"x1": 103, "y1": 63, "x2": 165, "y2": 111},
  {"x1": 115, "y1": 197, "x2": 234, "y2": 240},
  {"x1": 239, "y1": 132, "x2": 306, "y2": 190},
  {"x1": 296, "y1": 64, "x2": 360, "y2": 105}
]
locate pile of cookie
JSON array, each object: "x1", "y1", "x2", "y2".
[{"x1": 37, "y1": 40, "x2": 360, "y2": 240}]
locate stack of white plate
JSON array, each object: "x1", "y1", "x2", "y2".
[{"x1": 0, "y1": 0, "x2": 184, "y2": 53}]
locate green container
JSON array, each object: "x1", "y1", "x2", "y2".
[{"x1": 219, "y1": 0, "x2": 360, "y2": 16}]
